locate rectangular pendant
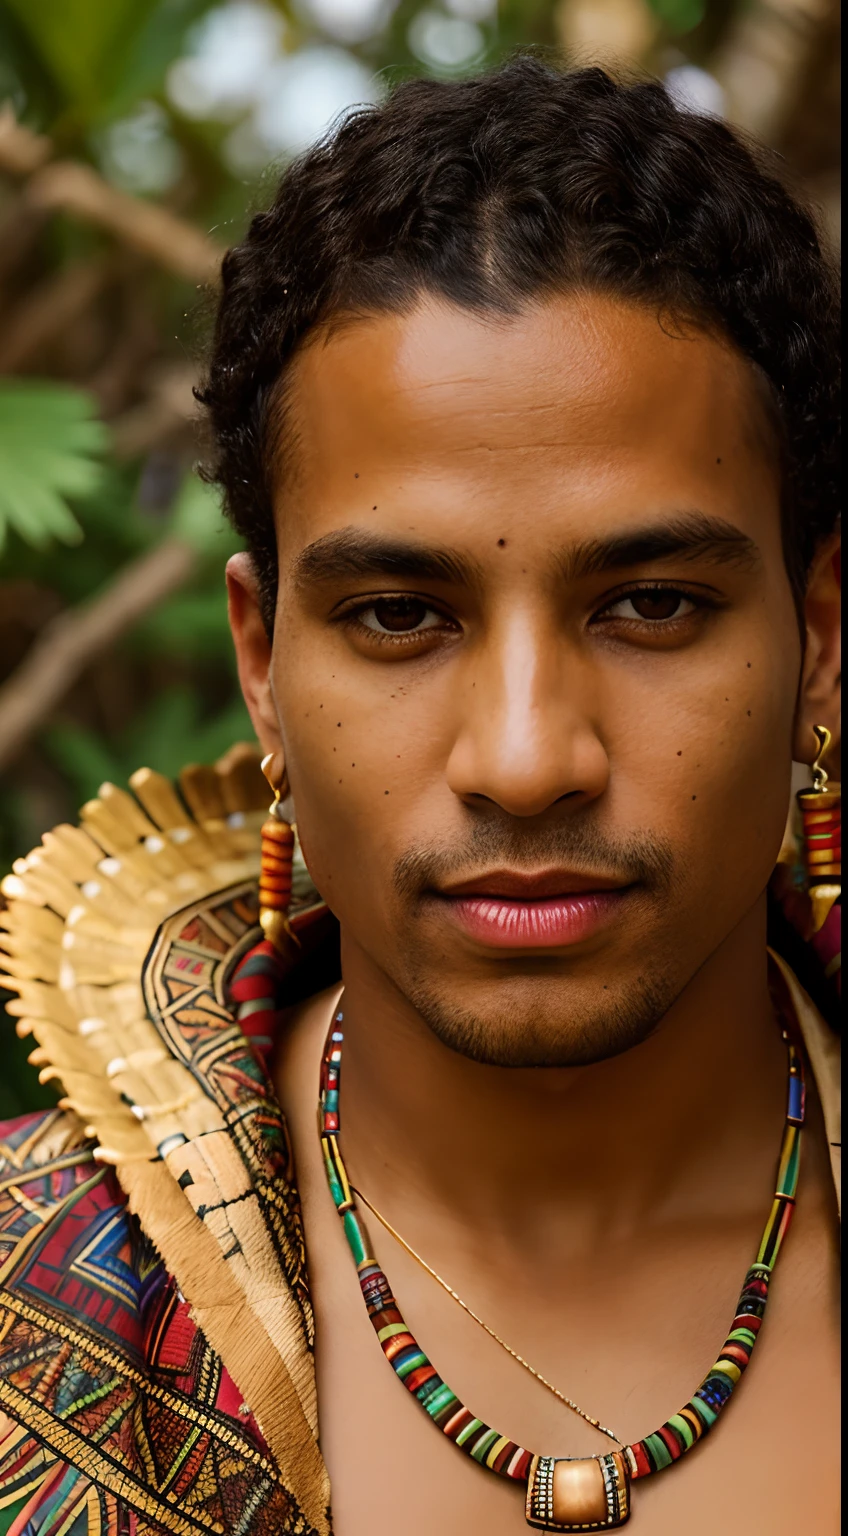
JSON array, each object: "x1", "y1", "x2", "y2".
[{"x1": 524, "y1": 1453, "x2": 631, "y2": 1530}]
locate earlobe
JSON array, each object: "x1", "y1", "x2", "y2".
[
  {"x1": 226, "y1": 553, "x2": 282, "y2": 752},
  {"x1": 793, "y1": 535, "x2": 841, "y2": 769}
]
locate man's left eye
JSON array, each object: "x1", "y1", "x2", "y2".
[
  {"x1": 358, "y1": 597, "x2": 444, "y2": 633},
  {"x1": 601, "y1": 589, "x2": 696, "y2": 622}
]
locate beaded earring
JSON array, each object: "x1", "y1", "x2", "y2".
[
  {"x1": 796, "y1": 725, "x2": 841, "y2": 995},
  {"x1": 259, "y1": 752, "x2": 301, "y2": 964}
]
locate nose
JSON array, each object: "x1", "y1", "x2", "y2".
[{"x1": 445, "y1": 610, "x2": 609, "y2": 817}]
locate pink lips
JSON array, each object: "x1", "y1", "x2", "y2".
[{"x1": 437, "y1": 870, "x2": 631, "y2": 950}]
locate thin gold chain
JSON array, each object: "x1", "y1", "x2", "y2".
[{"x1": 351, "y1": 1183, "x2": 621, "y2": 1446}]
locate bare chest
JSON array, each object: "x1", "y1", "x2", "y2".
[{"x1": 307, "y1": 1189, "x2": 839, "y2": 1536}]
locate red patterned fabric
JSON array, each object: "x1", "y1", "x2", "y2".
[{"x1": 0, "y1": 942, "x2": 322, "y2": 1536}]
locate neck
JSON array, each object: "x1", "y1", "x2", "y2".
[{"x1": 336, "y1": 899, "x2": 786, "y2": 1257}]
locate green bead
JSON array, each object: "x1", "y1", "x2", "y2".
[
  {"x1": 425, "y1": 1385, "x2": 457, "y2": 1419},
  {"x1": 691, "y1": 1397, "x2": 717, "y2": 1429},
  {"x1": 643, "y1": 1432, "x2": 673, "y2": 1470},
  {"x1": 342, "y1": 1209, "x2": 367, "y2": 1265},
  {"x1": 728, "y1": 1328, "x2": 756, "y2": 1348},
  {"x1": 396, "y1": 1351, "x2": 428, "y2": 1380},
  {"x1": 668, "y1": 1414, "x2": 694, "y2": 1450},
  {"x1": 470, "y1": 1428, "x2": 500, "y2": 1464}
]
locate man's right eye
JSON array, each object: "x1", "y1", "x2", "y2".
[{"x1": 357, "y1": 597, "x2": 445, "y2": 634}]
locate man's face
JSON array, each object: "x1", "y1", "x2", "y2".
[{"x1": 257, "y1": 294, "x2": 801, "y2": 1064}]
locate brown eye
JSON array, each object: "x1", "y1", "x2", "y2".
[
  {"x1": 602, "y1": 589, "x2": 695, "y2": 623},
  {"x1": 629, "y1": 590, "x2": 687, "y2": 620},
  {"x1": 359, "y1": 597, "x2": 442, "y2": 634}
]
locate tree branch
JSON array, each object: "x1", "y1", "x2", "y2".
[
  {"x1": 0, "y1": 256, "x2": 114, "y2": 373},
  {"x1": 0, "y1": 538, "x2": 197, "y2": 772},
  {"x1": 0, "y1": 105, "x2": 223, "y2": 284}
]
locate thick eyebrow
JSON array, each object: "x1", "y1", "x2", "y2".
[
  {"x1": 291, "y1": 527, "x2": 482, "y2": 590},
  {"x1": 559, "y1": 513, "x2": 762, "y2": 582}
]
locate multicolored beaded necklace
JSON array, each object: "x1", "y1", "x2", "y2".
[{"x1": 319, "y1": 1005, "x2": 805, "y2": 1532}]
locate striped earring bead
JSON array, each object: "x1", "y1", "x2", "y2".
[
  {"x1": 319, "y1": 1000, "x2": 804, "y2": 1531},
  {"x1": 259, "y1": 800, "x2": 301, "y2": 961},
  {"x1": 796, "y1": 726, "x2": 841, "y2": 999}
]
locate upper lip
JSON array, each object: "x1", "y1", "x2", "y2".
[{"x1": 437, "y1": 869, "x2": 632, "y2": 900}]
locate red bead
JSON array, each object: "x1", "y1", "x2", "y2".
[
  {"x1": 630, "y1": 1442, "x2": 652, "y2": 1480},
  {"x1": 658, "y1": 1425, "x2": 683, "y2": 1460},
  {"x1": 719, "y1": 1343, "x2": 750, "y2": 1368},
  {"x1": 443, "y1": 1407, "x2": 473, "y2": 1441},
  {"x1": 382, "y1": 1331, "x2": 416, "y2": 1360},
  {"x1": 509, "y1": 1449, "x2": 533, "y2": 1482},
  {"x1": 732, "y1": 1313, "x2": 762, "y2": 1333}
]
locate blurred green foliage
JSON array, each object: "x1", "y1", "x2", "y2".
[{"x1": 0, "y1": 382, "x2": 108, "y2": 549}]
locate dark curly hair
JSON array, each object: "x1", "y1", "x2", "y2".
[{"x1": 199, "y1": 57, "x2": 840, "y2": 629}]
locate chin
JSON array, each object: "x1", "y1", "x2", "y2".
[{"x1": 400, "y1": 967, "x2": 677, "y2": 1069}]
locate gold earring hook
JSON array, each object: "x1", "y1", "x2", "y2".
[
  {"x1": 810, "y1": 726, "x2": 832, "y2": 793},
  {"x1": 261, "y1": 752, "x2": 281, "y2": 802},
  {"x1": 260, "y1": 752, "x2": 290, "y2": 814}
]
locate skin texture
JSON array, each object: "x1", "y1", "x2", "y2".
[{"x1": 228, "y1": 293, "x2": 840, "y2": 1535}]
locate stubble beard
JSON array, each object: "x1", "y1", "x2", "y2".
[{"x1": 398, "y1": 960, "x2": 680, "y2": 1067}]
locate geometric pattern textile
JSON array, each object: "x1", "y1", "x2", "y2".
[{"x1": 0, "y1": 1107, "x2": 315, "y2": 1536}]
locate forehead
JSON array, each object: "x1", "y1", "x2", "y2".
[{"x1": 275, "y1": 293, "x2": 779, "y2": 560}]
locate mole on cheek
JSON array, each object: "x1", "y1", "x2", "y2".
[{"x1": 497, "y1": 538, "x2": 506, "y2": 548}]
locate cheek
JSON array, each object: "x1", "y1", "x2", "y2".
[
  {"x1": 274, "y1": 666, "x2": 408, "y2": 906},
  {"x1": 617, "y1": 644, "x2": 798, "y2": 901}
]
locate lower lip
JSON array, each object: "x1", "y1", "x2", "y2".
[{"x1": 441, "y1": 891, "x2": 629, "y2": 949}]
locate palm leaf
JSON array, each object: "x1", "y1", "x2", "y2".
[{"x1": 0, "y1": 381, "x2": 109, "y2": 553}]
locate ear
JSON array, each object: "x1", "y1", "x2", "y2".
[
  {"x1": 226, "y1": 553, "x2": 281, "y2": 754},
  {"x1": 793, "y1": 534, "x2": 841, "y2": 774}
]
